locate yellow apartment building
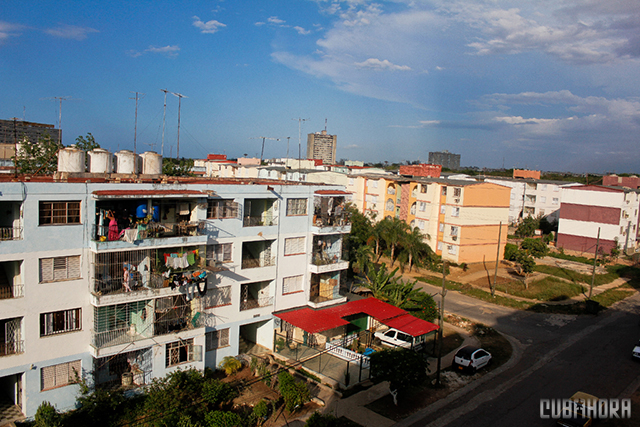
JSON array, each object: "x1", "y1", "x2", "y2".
[{"x1": 347, "y1": 174, "x2": 510, "y2": 264}]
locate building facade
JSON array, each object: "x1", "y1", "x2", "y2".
[
  {"x1": 556, "y1": 185, "x2": 640, "y2": 254},
  {"x1": 0, "y1": 174, "x2": 352, "y2": 419},
  {"x1": 428, "y1": 151, "x2": 460, "y2": 170},
  {"x1": 307, "y1": 130, "x2": 337, "y2": 165}
]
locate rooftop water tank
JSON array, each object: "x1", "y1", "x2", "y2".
[
  {"x1": 115, "y1": 150, "x2": 138, "y2": 174},
  {"x1": 141, "y1": 151, "x2": 162, "y2": 175},
  {"x1": 88, "y1": 148, "x2": 113, "y2": 173},
  {"x1": 57, "y1": 146, "x2": 86, "y2": 173}
]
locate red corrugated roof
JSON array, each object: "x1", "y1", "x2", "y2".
[
  {"x1": 93, "y1": 189, "x2": 207, "y2": 197},
  {"x1": 274, "y1": 298, "x2": 438, "y2": 336}
]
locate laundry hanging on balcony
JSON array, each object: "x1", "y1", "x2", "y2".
[{"x1": 163, "y1": 249, "x2": 198, "y2": 269}]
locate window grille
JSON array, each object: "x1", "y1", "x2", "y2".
[
  {"x1": 283, "y1": 275, "x2": 303, "y2": 294},
  {"x1": 410, "y1": 203, "x2": 416, "y2": 215},
  {"x1": 421, "y1": 184, "x2": 427, "y2": 194},
  {"x1": 204, "y1": 286, "x2": 231, "y2": 308},
  {"x1": 286, "y1": 198, "x2": 308, "y2": 216},
  {"x1": 452, "y1": 207, "x2": 460, "y2": 217},
  {"x1": 207, "y1": 200, "x2": 239, "y2": 219},
  {"x1": 205, "y1": 329, "x2": 229, "y2": 351},
  {"x1": 284, "y1": 237, "x2": 305, "y2": 255},
  {"x1": 441, "y1": 187, "x2": 447, "y2": 196},
  {"x1": 40, "y1": 308, "x2": 81, "y2": 336},
  {"x1": 419, "y1": 202, "x2": 426, "y2": 212},
  {"x1": 453, "y1": 188, "x2": 461, "y2": 197},
  {"x1": 40, "y1": 255, "x2": 81, "y2": 282},
  {"x1": 206, "y1": 243, "x2": 232, "y2": 264},
  {"x1": 386, "y1": 199, "x2": 394, "y2": 211},
  {"x1": 440, "y1": 205, "x2": 446, "y2": 214},
  {"x1": 166, "y1": 338, "x2": 194, "y2": 367},
  {"x1": 450, "y1": 226, "x2": 459, "y2": 236},
  {"x1": 39, "y1": 201, "x2": 81, "y2": 225},
  {"x1": 41, "y1": 360, "x2": 81, "y2": 390}
]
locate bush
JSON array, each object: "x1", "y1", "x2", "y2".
[
  {"x1": 521, "y1": 238, "x2": 549, "y2": 258},
  {"x1": 278, "y1": 371, "x2": 311, "y2": 412},
  {"x1": 35, "y1": 401, "x2": 62, "y2": 427},
  {"x1": 204, "y1": 410, "x2": 243, "y2": 427},
  {"x1": 504, "y1": 243, "x2": 519, "y2": 261},
  {"x1": 219, "y1": 356, "x2": 242, "y2": 376}
]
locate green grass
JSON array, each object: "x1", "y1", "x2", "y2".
[
  {"x1": 548, "y1": 252, "x2": 597, "y2": 265},
  {"x1": 591, "y1": 287, "x2": 636, "y2": 307},
  {"x1": 533, "y1": 264, "x2": 619, "y2": 286},
  {"x1": 497, "y1": 276, "x2": 585, "y2": 301}
]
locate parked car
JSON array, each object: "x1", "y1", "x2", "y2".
[
  {"x1": 632, "y1": 340, "x2": 640, "y2": 360},
  {"x1": 451, "y1": 346, "x2": 492, "y2": 373},
  {"x1": 557, "y1": 392, "x2": 601, "y2": 427},
  {"x1": 374, "y1": 328, "x2": 423, "y2": 350}
]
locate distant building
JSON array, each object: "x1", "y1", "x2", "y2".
[
  {"x1": 513, "y1": 169, "x2": 541, "y2": 180},
  {"x1": 344, "y1": 160, "x2": 364, "y2": 167},
  {"x1": 428, "y1": 151, "x2": 460, "y2": 170},
  {"x1": 307, "y1": 130, "x2": 337, "y2": 165},
  {"x1": 399, "y1": 164, "x2": 442, "y2": 178},
  {"x1": 602, "y1": 174, "x2": 640, "y2": 189},
  {"x1": 0, "y1": 119, "x2": 61, "y2": 165}
]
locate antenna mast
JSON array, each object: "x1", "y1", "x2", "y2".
[
  {"x1": 160, "y1": 89, "x2": 168, "y2": 157},
  {"x1": 250, "y1": 136, "x2": 280, "y2": 163},
  {"x1": 130, "y1": 91, "x2": 145, "y2": 155},
  {"x1": 170, "y1": 92, "x2": 188, "y2": 159},
  {"x1": 292, "y1": 118, "x2": 309, "y2": 174}
]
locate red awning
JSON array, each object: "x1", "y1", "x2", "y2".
[{"x1": 274, "y1": 297, "x2": 438, "y2": 337}]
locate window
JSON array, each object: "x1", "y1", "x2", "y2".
[
  {"x1": 448, "y1": 245, "x2": 457, "y2": 255},
  {"x1": 440, "y1": 205, "x2": 446, "y2": 214},
  {"x1": 410, "y1": 203, "x2": 417, "y2": 215},
  {"x1": 419, "y1": 202, "x2": 426, "y2": 212},
  {"x1": 369, "y1": 180, "x2": 378, "y2": 188},
  {"x1": 284, "y1": 237, "x2": 306, "y2": 255},
  {"x1": 349, "y1": 178, "x2": 354, "y2": 186},
  {"x1": 387, "y1": 185, "x2": 396, "y2": 195},
  {"x1": 41, "y1": 360, "x2": 81, "y2": 390},
  {"x1": 540, "y1": 184, "x2": 548, "y2": 191},
  {"x1": 437, "y1": 241, "x2": 443, "y2": 251},
  {"x1": 40, "y1": 308, "x2": 82, "y2": 336},
  {"x1": 452, "y1": 207, "x2": 460, "y2": 217},
  {"x1": 207, "y1": 199, "x2": 239, "y2": 219},
  {"x1": 207, "y1": 243, "x2": 232, "y2": 264},
  {"x1": 418, "y1": 220, "x2": 425, "y2": 230},
  {"x1": 204, "y1": 286, "x2": 232, "y2": 308},
  {"x1": 439, "y1": 223, "x2": 444, "y2": 232},
  {"x1": 450, "y1": 226, "x2": 459, "y2": 236},
  {"x1": 553, "y1": 186, "x2": 560, "y2": 192},
  {"x1": 420, "y1": 185, "x2": 427, "y2": 194},
  {"x1": 39, "y1": 201, "x2": 81, "y2": 225},
  {"x1": 540, "y1": 196, "x2": 546, "y2": 203},
  {"x1": 386, "y1": 199, "x2": 395, "y2": 211},
  {"x1": 166, "y1": 338, "x2": 195, "y2": 367},
  {"x1": 552, "y1": 198, "x2": 559, "y2": 205},
  {"x1": 453, "y1": 188, "x2": 461, "y2": 197},
  {"x1": 206, "y1": 329, "x2": 230, "y2": 351},
  {"x1": 283, "y1": 275, "x2": 304, "y2": 294},
  {"x1": 39, "y1": 255, "x2": 81, "y2": 282},
  {"x1": 441, "y1": 187, "x2": 447, "y2": 196},
  {"x1": 286, "y1": 198, "x2": 308, "y2": 216}
]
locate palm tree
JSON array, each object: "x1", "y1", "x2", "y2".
[
  {"x1": 399, "y1": 227, "x2": 433, "y2": 273},
  {"x1": 360, "y1": 262, "x2": 400, "y2": 300},
  {"x1": 381, "y1": 218, "x2": 409, "y2": 266}
]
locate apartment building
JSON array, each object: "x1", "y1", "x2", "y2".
[
  {"x1": 0, "y1": 170, "x2": 352, "y2": 418},
  {"x1": 307, "y1": 130, "x2": 337, "y2": 165},
  {"x1": 557, "y1": 185, "x2": 640, "y2": 254},
  {"x1": 346, "y1": 174, "x2": 510, "y2": 264}
]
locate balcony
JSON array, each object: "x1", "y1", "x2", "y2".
[
  {"x1": 0, "y1": 340, "x2": 24, "y2": 357},
  {"x1": 0, "y1": 317, "x2": 23, "y2": 357},
  {"x1": 243, "y1": 198, "x2": 278, "y2": 227},
  {"x1": 310, "y1": 236, "x2": 348, "y2": 274},
  {"x1": 94, "y1": 348, "x2": 152, "y2": 389},
  {"x1": 243, "y1": 215, "x2": 277, "y2": 227},
  {"x1": 0, "y1": 261, "x2": 23, "y2": 300},
  {"x1": 313, "y1": 194, "x2": 350, "y2": 233},
  {"x1": 240, "y1": 281, "x2": 274, "y2": 311},
  {"x1": 0, "y1": 283, "x2": 23, "y2": 300},
  {"x1": 241, "y1": 240, "x2": 276, "y2": 270},
  {"x1": 0, "y1": 201, "x2": 22, "y2": 241},
  {"x1": 309, "y1": 271, "x2": 347, "y2": 308}
]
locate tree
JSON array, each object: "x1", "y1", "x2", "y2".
[
  {"x1": 163, "y1": 157, "x2": 194, "y2": 176},
  {"x1": 370, "y1": 348, "x2": 429, "y2": 392},
  {"x1": 520, "y1": 238, "x2": 549, "y2": 258},
  {"x1": 386, "y1": 279, "x2": 438, "y2": 322},
  {"x1": 610, "y1": 237, "x2": 621, "y2": 260},
  {"x1": 515, "y1": 216, "x2": 539, "y2": 238},
  {"x1": 360, "y1": 262, "x2": 400, "y2": 300},
  {"x1": 503, "y1": 243, "x2": 519, "y2": 261},
  {"x1": 277, "y1": 371, "x2": 311, "y2": 412},
  {"x1": 397, "y1": 227, "x2": 434, "y2": 273},
  {"x1": 13, "y1": 133, "x2": 61, "y2": 174},
  {"x1": 219, "y1": 356, "x2": 242, "y2": 375},
  {"x1": 515, "y1": 251, "x2": 536, "y2": 276},
  {"x1": 74, "y1": 133, "x2": 100, "y2": 151},
  {"x1": 380, "y1": 217, "x2": 409, "y2": 266}
]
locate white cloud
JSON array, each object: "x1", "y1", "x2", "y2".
[
  {"x1": 354, "y1": 58, "x2": 411, "y2": 71},
  {"x1": 45, "y1": 25, "x2": 98, "y2": 40},
  {"x1": 268, "y1": 16, "x2": 286, "y2": 25},
  {"x1": 129, "y1": 45, "x2": 180, "y2": 58},
  {"x1": 192, "y1": 16, "x2": 226, "y2": 34},
  {"x1": 0, "y1": 21, "x2": 25, "y2": 43},
  {"x1": 419, "y1": 120, "x2": 441, "y2": 125},
  {"x1": 294, "y1": 26, "x2": 311, "y2": 35}
]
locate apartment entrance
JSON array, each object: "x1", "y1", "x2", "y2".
[
  {"x1": 0, "y1": 373, "x2": 24, "y2": 425},
  {"x1": 239, "y1": 320, "x2": 273, "y2": 356}
]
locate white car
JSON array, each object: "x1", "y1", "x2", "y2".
[
  {"x1": 633, "y1": 340, "x2": 640, "y2": 360},
  {"x1": 374, "y1": 328, "x2": 422, "y2": 350},
  {"x1": 452, "y1": 346, "x2": 492, "y2": 373}
]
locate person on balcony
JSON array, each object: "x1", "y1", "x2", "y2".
[{"x1": 107, "y1": 210, "x2": 120, "y2": 241}]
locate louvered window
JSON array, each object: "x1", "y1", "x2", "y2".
[
  {"x1": 40, "y1": 308, "x2": 82, "y2": 336},
  {"x1": 41, "y1": 360, "x2": 81, "y2": 390},
  {"x1": 207, "y1": 243, "x2": 232, "y2": 264},
  {"x1": 39, "y1": 201, "x2": 81, "y2": 225},
  {"x1": 39, "y1": 256, "x2": 81, "y2": 282},
  {"x1": 284, "y1": 237, "x2": 305, "y2": 256},
  {"x1": 207, "y1": 199, "x2": 239, "y2": 219},
  {"x1": 205, "y1": 329, "x2": 230, "y2": 351},
  {"x1": 283, "y1": 275, "x2": 304, "y2": 294},
  {"x1": 204, "y1": 286, "x2": 231, "y2": 309},
  {"x1": 286, "y1": 198, "x2": 308, "y2": 216}
]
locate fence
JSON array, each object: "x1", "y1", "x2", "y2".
[
  {"x1": 93, "y1": 220, "x2": 207, "y2": 242},
  {"x1": 0, "y1": 226, "x2": 22, "y2": 241},
  {"x1": 0, "y1": 283, "x2": 24, "y2": 300},
  {"x1": 0, "y1": 340, "x2": 24, "y2": 357},
  {"x1": 240, "y1": 296, "x2": 274, "y2": 311}
]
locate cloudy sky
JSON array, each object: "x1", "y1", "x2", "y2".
[{"x1": 1, "y1": 0, "x2": 639, "y2": 173}]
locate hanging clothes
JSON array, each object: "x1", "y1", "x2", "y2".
[
  {"x1": 138, "y1": 257, "x2": 151, "y2": 288},
  {"x1": 122, "y1": 228, "x2": 139, "y2": 243},
  {"x1": 108, "y1": 218, "x2": 119, "y2": 241}
]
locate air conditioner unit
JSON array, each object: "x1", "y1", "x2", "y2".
[
  {"x1": 454, "y1": 198, "x2": 460, "y2": 203},
  {"x1": 452, "y1": 236, "x2": 457, "y2": 241}
]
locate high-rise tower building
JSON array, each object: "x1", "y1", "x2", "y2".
[
  {"x1": 428, "y1": 150, "x2": 460, "y2": 170},
  {"x1": 307, "y1": 130, "x2": 337, "y2": 165}
]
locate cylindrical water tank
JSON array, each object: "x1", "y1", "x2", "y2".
[
  {"x1": 88, "y1": 149, "x2": 113, "y2": 173},
  {"x1": 141, "y1": 151, "x2": 163, "y2": 175},
  {"x1": 57, "y1": 146, "x2": 86, "y2": 173},
  {"x1": 115, "y1": 150, "x2": 138, "y2": 174}
]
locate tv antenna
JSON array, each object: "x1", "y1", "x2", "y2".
[
  {"x1": 130, "y1": 91, "x2": 145, "y2": 155},
  {"x1": 41, "y1": 96, "x2": 71, "y2": 144},
  {"x1": 160, "y1": 89, "x2": 168, "y2": 157},
  {"x1": 170, "y1": 91, "x2": 187, "y2": 159},
  {"x1": 250, "y1": 136, "x2": 280, "y2": 163},
  {"x1": 292, "y1": 118, "x2": 309, "y2": 174}
]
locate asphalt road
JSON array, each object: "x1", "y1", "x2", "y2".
[{"x1": 402, "y1": 282, "x2": 640, "y2": 427}]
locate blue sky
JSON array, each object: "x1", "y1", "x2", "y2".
[{"x1": 2, "y1": 0, "x2": 640, "y2": 173}]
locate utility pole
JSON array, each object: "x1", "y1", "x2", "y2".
[
  {"x1": 170, "y1": 92, "x2": 187, "y2": 159},
  {"x1": 492, "y1": 221, "x2": 502, "y2": 297},
  {"x1": 436, "y1": 261, "x2": 447, "y2": 386},
  {"x1": 250, "y1": 137, "x2": 280, "y2": 164},
  {"x1": 292, "y1": 118, "x2": 309, "y2": 174},
  {"x1": 589, "y1": 227, "x2": 600, "y2": 299},
  {"x1": 160, "y1": 89, "x2": 168, "y2": 157},
  {"x1": 130, "y1": 91, "x2": 145, "y2": 155}
]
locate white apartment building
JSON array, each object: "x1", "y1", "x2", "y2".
[{"x1": 0, "y1": 174, "x2": 351, "y2": 419}]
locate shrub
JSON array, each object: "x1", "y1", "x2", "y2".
[
  {"x1": 219, "y1": 356, "x2": 242, "y2": 376},
  {"x1": 278, "y1": 371, "x2": 311, "y2": 412},
  {"x1": 504, "y1": 243, "x2": 519, "y2": 261},
  {"x1": 35, "y1": 401, "x2": 62, "y2": 427},
  {"x1": 204, "y1": 410, "x2": 243, "y2": 427},
  {"x1": 521, "y1": 238, "x2": 549, "y2": 258}
]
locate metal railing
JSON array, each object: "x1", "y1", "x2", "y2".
[
  {"x1": 93, "y1": 220, "x2": 206, "y2": 242},
  {"x1": 312, "y1": 251, "x2": 346, "y2": 266},
  {"x1": 241, "y1": 256, "x2": 276, "y2": 269},
  {"x1": 94, "y1": 272, "x2": 165, "y2": 296},
  {"x1": 0, "y1": 340, "x2": 25, "y2": 357},
  {"x1": 0, "y1": 283, "x2": 24, "y2": 300},
  {"x1": 240, "y1": 296, "x2": 274, "y2": 311},
  {"x1": 243, "y1": 215, "x2": 277, "y2": 227},
  {"x1": 313, "y1": 212, "x2": 350, "y2": 228},
  {"x1": 0, "y1": 226, "x2": 22, "y2": 241}
]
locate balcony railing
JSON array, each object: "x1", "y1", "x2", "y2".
[
  {"x1": 0, "y1": 340, "x2": 24, "y2": 357},
  {"x1": 313, "y1": 212, "x2": 350, "y2": 228},
  {"x1": 240, "y1": 296, "x2": 274, "y2": 311},
  {"x1": 94, "y1": 272, "x2": 165, "y2": 296},
  {"x1": 92, "y1": 316, "x2": 201, "y2": 349},
  {"x1": 243, "y1": 215, "x2": 277, "y2": 227},
  {"x1": 0, "y1": 226, "x2": 22, "y2": 241},
  {"x1": 0, "y1": 283, "x2": 24, "y2": 300},
  {"x1": 312, "y1": 251, "x2": 345, "y2": 266},
  {"x1": 241, "y1": 256, "x2": 276, "y2": 269},
  {"x1": 93, "y1": 220, "x2": 206, "y2": 242}
]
